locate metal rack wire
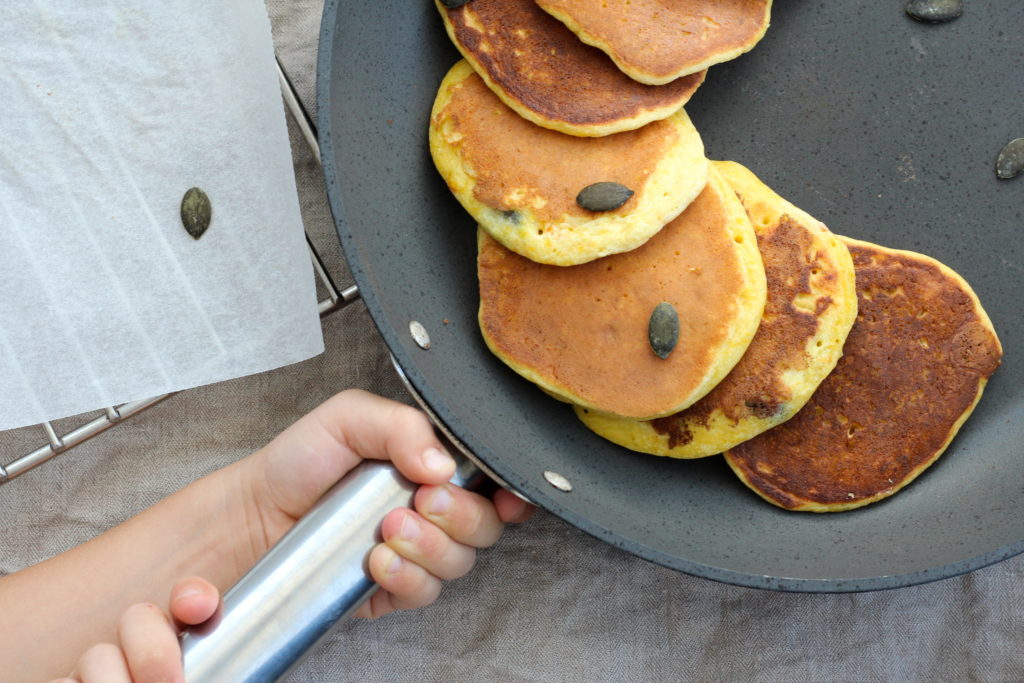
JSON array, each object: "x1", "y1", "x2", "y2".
[{"x1": 0, "y1": 58, "x2": 353, "y2": 484}]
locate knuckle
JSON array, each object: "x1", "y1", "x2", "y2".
[
  {"x1": 394, "y1": 577, "x2": 442, "y2": 611},
  {"x1": 327, "y1": 390, "x2": 354, "y2": 411},
  {"x1": 128, "y1": 601, "x2": 161, "y2": 616},
  {"x1": 464, "y1": 504, "x2": 486, "y2": 541},
  {"x1": 483, "y1": 521, "x2": 504, "y2": 546},
  {"x1": 368, "y1": 544, "x2": 392, "y2": 581},
  {"x1": 369, "y1": 591, "x2": 396, "y2": 619},
  {"x1": 132, "y1": 645, "x2": 163, "y2": 666},
  {"x1": 91, "y1": 642, "x2": 121, "y2": 656},
  {"x1": 131, "y1": 650, "x2": 178, "y2": 681},
  {"x1": 334, "y1": 388, "x2": 366, "y2": 403},
  {"x1": 457, "y1": 549, "x2": 478, "y2": 577},
  {"x1": 117, "y1": 604, "x2": 181, "y2": 681},
  {"x1": 391, "y1": 404, "x2": 429, "y2": 433},
  {"x1": 80, "y1": 641, "x2": 120, "y2": 666},
  {"x1": 413, "y1": 525, "x2": 446, "y2": 560},
  {"x1": 329, "y1": 388, "x2": 373, "y2": 414},
  {"x1": 391, "y1": 563, "x2": 428, "y2": 597},
  {"x1": 442, "y1": 547, "x2": 477, "y2": 580},
  {"x1": 120, "y1": 602, "x2": 157, "y2": 629},
  {"x1": 413, "y1": 486, "x2": 435, "y2": 516}
]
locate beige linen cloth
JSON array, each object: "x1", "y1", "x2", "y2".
[{"x1": 3, "y1": 2, "x2": 1024, "y2": 681}]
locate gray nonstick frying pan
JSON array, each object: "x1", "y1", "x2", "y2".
[{"x1": 181, "y1": 1, "x2": 1024, "y2": 679}]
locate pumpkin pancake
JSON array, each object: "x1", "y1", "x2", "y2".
[
  {"x1": 724, "y1": 237, "x2": 1003, "y2": 512},
  {"x1": 578, "y1": 161, "x2": 857, "y2": 458},
  {"x1": 537, "y1": 0, "x2": 772, "y2": 85},
  {"x1": 478, "y1": 166, "x2": 766, "y2": 420},
  {"x1": 436, "y1": 0, "x2": 705, "y2": 136},
  {"x1": 430, "y1": 60, "x2": 708, "y2": 266}
]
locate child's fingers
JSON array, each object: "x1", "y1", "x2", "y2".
[
  {"x1": 257, "y1": 390, "x2": 455, "y2": 520},
  {"x1": 71, "y1": 643, "x2": 131, "y2": 682},
  {"x1": 169, "y1": 576, "x2": 220, "y2": 627},
  {"x1": 366, "y1": 544, "x2": 443, "y2": 614},
  {"x1": 320, "y1": 390, "x2": 455, "y2": 484},
  {"x1": 353, "y1": 589, "x2": 399, "y2": 620},
  {"x1": 380, "y1": 508, "x2": 477, "y2": 580},
  {"x1": 415, "y1": 483, "x2": 504, "y2": 548},
  {"x1": 117, "y1": 603, "x2": 184, "y2": 683},
  {"x1": 493, "y1": 488, "x2": 536, "y2": 524}
]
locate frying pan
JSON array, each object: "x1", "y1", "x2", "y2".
[{"x1": 182, "y1": 0, "x2": 1024, "y2": 679}]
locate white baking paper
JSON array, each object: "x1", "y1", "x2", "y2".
[{"x1": 0, "y1": 1, "x2": 324, "y2": 430}]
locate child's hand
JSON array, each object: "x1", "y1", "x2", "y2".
[
  {"x1": 236, "y1": 389, "x2": 534, "y2": 618},
  {"x1": 20, "y1": 390, "x2": 533, "y2": 682},
  {"x1": 49, "y1": 577, "x2": 219, "y2": 683}
]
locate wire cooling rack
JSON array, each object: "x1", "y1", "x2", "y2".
[{"x1": 0, "y1": 58, "x2": 355, "y2": 484}]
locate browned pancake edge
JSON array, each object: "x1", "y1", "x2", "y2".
[
  {"x1": 437, "y1": 69, "x2": 680, "y2": 226},
  {"x1": 650, "y1": 214, "x2": 851, "y2": 449},
  {"x1": 438, "y1": 0, "x2": 705, "y2": 135},
  {"x1": 537, "y1": 0, "x2": 771, "y2": 85},
  {"x1": 724, "y1": 237, "x2": 1002, "y2": 512}
]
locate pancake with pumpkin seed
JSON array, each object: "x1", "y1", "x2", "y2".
[
  {"x1": 478, "y1": 166, "x2": 766, "y2": 420},
  {"x1": 435, "y1": 0, "x2": 706, "y2": 136},
  {"x1": 537, "y1": 0, "x2": 772, "y2": 85},
  {"x1": 724, "y1": 237, "x2": 1002, "y2": 512},
  {"x1": 430, "y1": 60, "x2": 708, "y2": 266},
  {"x1": 577, "y1": 161, "x2": 858, "y2": 458}
]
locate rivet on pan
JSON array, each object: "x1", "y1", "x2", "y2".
[
  {"x1": 409, "y1": 321, "x2": 431, "y2": 350},
  {"x1": 543, "y1": 470, "x2": 573, "y2": 492}
]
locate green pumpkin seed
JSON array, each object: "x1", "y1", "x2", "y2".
[
  {"x1": 648, "y1": 302, "x2": 679, "y2": 360},
  {"x1": 905, "y1": 0, "x2": 962, "y2": 23},
  {"x1": 439, "y1": 0, "x2": 473, "y2": 8},
  {"x1": 501, "y1": 209, "x2": 521, "y2": 224},
  {"x1": 180, "y1": 187, "x2": 212, "y2": 240},
  {"x1": 996, "y1": 138, "x2": 1024, "y2": 180},
  {"x1": 576, "y1": 182, "x2": 634, "y2": 212}
]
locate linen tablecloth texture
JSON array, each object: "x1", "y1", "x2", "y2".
[{"x1": 3, "y1": 2, "x2": 1023, "y2": 681}]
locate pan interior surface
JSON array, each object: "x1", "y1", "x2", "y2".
[{"x1": 317, "y1": 0, "x2": 1024, "y2": 591}]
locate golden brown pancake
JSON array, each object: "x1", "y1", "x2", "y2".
[
  {"x1": 577, "y1": 161, "x2": 858, "y2": 458},
  {"x1": 724, "y1": 237, "x2": 1003, "y2": 512},
  {"x1": 478, "y1": 166, "x2": 766, "y2": 420},
  {"x1": 436, "y1": 0, "x2": 705, "y2": 136},
  {"x1": 430, "y1": 60, "x2": 708, "y2": 266},
  {"x1": 537, "y1": 0, "x2": 772, "y2": 85}
]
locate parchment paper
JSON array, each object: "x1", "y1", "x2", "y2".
[{"x1": 0, "y1": 0, "x2": 323, "y2": 430}]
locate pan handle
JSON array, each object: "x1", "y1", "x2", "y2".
[{"x1": 180, "y1": 450, "x2": 487, "y2": 682}]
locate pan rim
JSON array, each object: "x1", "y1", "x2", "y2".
[{"x1": 314, "y1": 0, "x2": 1024, "y2": 593}]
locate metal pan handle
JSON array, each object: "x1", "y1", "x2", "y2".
[{"x1": 180, "y1": 451, "x2": 486, "y2": 682}]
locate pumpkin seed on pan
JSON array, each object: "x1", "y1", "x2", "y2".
[
  {"x1": 180, "y1": 187, "x2": 212, "y2": 240},
  {"x1": 905, "y1": 0, "x2": 963, "y2": 23},
  {"x1": 439, "y1": 0, "x2": 473, "y2": 8},
  {"x1": 996, "y1": 138, "x2": 1024, "y2": 180},
  {"x1": 576, "y1": 182, "x2": 634, "y2": 212}
]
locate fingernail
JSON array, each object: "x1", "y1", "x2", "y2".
[
  {"x1": 175, "y1": 587, "x2": 203, "y2": 601},
  {"x1": 429, "y1": 486, "x2": 453, "y2": 515},
  {"x1": 422, "y1": 447, "x2": 454, "y2": 474},
  {"x1": 399, "y1": 514, "x2": 421, "y2": 542},
  {"x1": 385, "y1": 548, "x2": 403, "y2": 574}
]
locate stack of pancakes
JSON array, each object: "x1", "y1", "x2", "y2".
[{"x1": 428, "y1": 0, "x2": 1002, "y2": 512}]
